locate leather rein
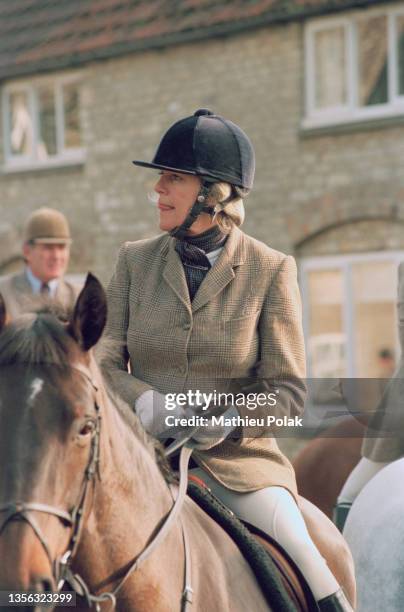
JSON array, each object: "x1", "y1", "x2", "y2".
[{"x1": 0, "y1": 363, "x2": 194, "y2": 612}]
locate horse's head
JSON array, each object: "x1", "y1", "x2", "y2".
[{"x1": 0, "y1": 274, "x2": 107, "y2": 593}]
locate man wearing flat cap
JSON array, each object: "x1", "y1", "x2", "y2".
[{"x1": 0, "y1": 207, "x2": 79, "y2": 317}]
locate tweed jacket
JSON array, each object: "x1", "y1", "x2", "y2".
[
  {"x1": 362, "y1": 262, "x2": 404, "y2": 462},
  {"x1": 0, "y1": 270, "x2": 79, "y2": 319},
  {"x1": 105, "y1": 226, "x2": 306, "y2": 495}
]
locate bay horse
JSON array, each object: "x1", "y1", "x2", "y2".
[
  {"x1": 344, "y1": 458, "x2": 404, "y2": 611},
  {"x1": 293, "y1": 418, "x2": 365, "y2": 518},
  {"x1": 0, "y1": 275, "x2": 355, "y2": 610}
]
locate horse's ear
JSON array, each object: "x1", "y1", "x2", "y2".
[
  {"x1": 0, "y1": 293, "x2": 7, "y2": 333},
  {"x1": 68, "y1": 273, "x2": 107, "y2": 351}
]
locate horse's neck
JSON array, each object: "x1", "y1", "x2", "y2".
[
  {"x1": 74, "y1": 389, "x2": 180, "y2": 602},
  {"x1": 97, "y1": 388, "x2": 173, "y2": 525},
  {"x1": 74, "y1": 388, "x2": 271, "y2": 611},
  {"x1": 88, "y1": 360, "x2": 173, "y2": 522}
]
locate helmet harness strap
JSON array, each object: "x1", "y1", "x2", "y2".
[{"x1": 170, "y1": 181, "x2": 215, "y2": 239}]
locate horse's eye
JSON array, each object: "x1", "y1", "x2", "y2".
[{"x1": 79, "y1": 420, "x2": 96, "y2": 437}]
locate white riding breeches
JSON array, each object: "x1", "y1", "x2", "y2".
[
  {"x1": 338, "y1": 457, "x2": 389, "y2": 504},
  {"x1": 190, "y1": 468, "x2": 340, "y2": 601}
]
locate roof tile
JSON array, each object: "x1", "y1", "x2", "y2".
[{"x1": 0, "y1": 0, "x2": 393, "y2": 80}]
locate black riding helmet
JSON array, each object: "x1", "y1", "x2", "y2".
[{"x1": 133, "y1": 109, "x2": 255, "y2": 238}]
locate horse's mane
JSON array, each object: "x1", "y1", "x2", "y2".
[
  {"x1": 103, "y1": 382, "x2": 174, "y2": 483},
  {"x1": 96, "y1": 337, "x2": 174, "y2": 482},
  {"x1": 0, "y1": 305, "x2": 174, "y2": 482},
  {"x1": 0, "y1": 305, "x2": 76, "y2": 367}
]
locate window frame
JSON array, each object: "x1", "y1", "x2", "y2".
[
  {"x1": 304, "y1": 4, "x2": 404, "y2": 129},
  {"x1": 300, "y1": 250, "x2": 404, "y2": 379},
  {"x1": 2, "y1": 73, "x2": 85, "y2": 173}
]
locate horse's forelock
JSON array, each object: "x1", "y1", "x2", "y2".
[{"x1": 0, "y1": 311, "x2": 77, "y2": 367}]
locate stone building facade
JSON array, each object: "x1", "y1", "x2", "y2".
[{"x1": 1, "y1": 0, "x2": 404, "y2": 382}]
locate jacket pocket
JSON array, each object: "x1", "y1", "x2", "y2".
[{"x1": 221, "y1": 311, "x2": 260, "y2": 374}]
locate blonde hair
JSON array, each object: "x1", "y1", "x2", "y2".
[{"x1": 207, "y1": 182, "x2": 248, "y2": 233}]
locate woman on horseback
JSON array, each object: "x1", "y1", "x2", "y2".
[
  {"x1": 105, "y1": 109, "x2": 353, "y2": 611},
  {"x1": 335, "y1": 264, "x2": 404, "y2": 532}
]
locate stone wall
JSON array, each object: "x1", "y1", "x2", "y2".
[{"x1": 1, "y1": 20, "x2": 404, "y2": 285}]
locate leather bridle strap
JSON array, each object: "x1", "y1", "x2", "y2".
[
  {"x1": 0, "y1": 502, "x2": 73, "y2": 567},
  {"x1": 54, "y1": 398, "x2": 102, "y2": 580},
  {"x1": 0, "y1": 416, "x2": 100, "y2": 579},
  {"x1": 0, "y1": 359, "x2": 195, "y2": 611},
  {"x1": 118, "y1": 445, "x2": 192, "y2": 587},
  {"x1": 0, "y1": 362, "x2": 101, "y2": 588},
  {"x1": 60, "y1": 444, "x2": 194, "y2": 612},
  {"x1": 0, "y1": 502, "x2": 73, "y2": 528},
  {"x1": 180, "y1": 510, "x2": 194, "y2": 610}
]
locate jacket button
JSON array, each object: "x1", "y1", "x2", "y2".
[{"x1": 183, "y1": 323, "x2": 191, "y2": 331}]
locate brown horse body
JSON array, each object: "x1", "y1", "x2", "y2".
[
  {"x1": 298, "y1": 498, "x2": 356, "y2": 606},
  {"x1": 293, "y1": 418, "x2": 365, "y2": 518},
  {"x1": 71, "y1": 380, "x2": 274, "y2": 612},
  {"x1": 0, "y1": 276, "x2": 355, "y2": 610}
]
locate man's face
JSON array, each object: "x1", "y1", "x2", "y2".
[{"x1": 23, "y1": 242, "x2": 70, "y2": 283}]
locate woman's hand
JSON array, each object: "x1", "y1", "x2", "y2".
[
  {"x1": 135, "y1": 390, "x2": 185, "y2": 437},
  {"x1": 191, "y1": 406, "x2": 239, "y2": 450},
  {"x1": 136, "y1": 390, "x2": 238, "y2": 449}
]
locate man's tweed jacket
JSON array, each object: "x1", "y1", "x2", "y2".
[
  {"x1": 0, "y1": 271, "x2": 79, "y2": 318},
  {"x1": 105, "y1": 226, "x2": 306, "y2": 495},
  {"x1": 362, "y1": 262, "x2": 404, "y2": 462}
]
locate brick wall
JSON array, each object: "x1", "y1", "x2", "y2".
[{"x1": 2, "y1": 20, "x2": 404, "y2": 285}]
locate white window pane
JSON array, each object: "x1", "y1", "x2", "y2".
[
  {"x1": 308, "y1": 269, "x2": 347, "y2": 377},
  {"x1": 37, "y1": 86, "x2": 57, "y2": 159},
  {"x1": 352, "y1": 261, "x2": 396, "y2": 377},
  {"x1": 63, "y1": 84, "x2": 81, "y2": 148},
  {"x1": 396, "y1": 15, "x2": 404, "y2": 96},
  {"x1": 8, "y1": 91, "x2": 33, "y2": 156},
  {"x1": 314, "y1": 27, "x2": 347, "y2": 109},
  {"x1": 357, "y1": 16, "x2": 388, "y2": 106}
]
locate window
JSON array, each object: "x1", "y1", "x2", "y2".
[
  {"x1": 300, "y1": 252, "x2": 402, "y2": 414},
  {"x1": 301, "y1": 253, "x2": 401, "y2": 377},
  {"x1": 304, "y1": 6, "x2": 404, "y2": 128},
  {"x1": 2, "y1": 77, "x2": 84, "y2": 171}
]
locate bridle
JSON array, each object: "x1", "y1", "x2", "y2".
[
  {"x1": 0, "y1": 364, "x2": 103, "y2": 601},
  {"x1": 0, "y1": 363, "x2": 194, "y2": 611}
]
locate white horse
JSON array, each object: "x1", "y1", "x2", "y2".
[{"x1": 343, "y1": 458, "x2": 404, "y2": 612}]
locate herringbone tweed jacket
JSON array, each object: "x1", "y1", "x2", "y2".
[
  {"x1": 362, "y1": 262, "x2": 404, "y2": 462},
  {"x1": 0, "y1": 271, "x2": 79, "y2": 319},
  {"x1": 105, "y1": 226, "x2": 306, "y2": 495}
]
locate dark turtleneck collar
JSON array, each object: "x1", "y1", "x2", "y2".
[
  {"x1": 177, "y1": 225, "x2": 226, "y2": 252},
  {"x1": 174, "y1": 225, "x2": 227, "y2": 269},
  {"x1": 174, "y1": 225, "x2": 228, "y2": 300}
]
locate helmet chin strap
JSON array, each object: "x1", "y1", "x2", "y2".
[{"x1": 170, "y1": 181, "x2": 215, "y2": 239}]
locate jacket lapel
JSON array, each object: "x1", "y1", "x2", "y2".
[
  {"x1": 162, "y1": 240, "x2": 192, "y2": 314},
  {"x1": 192, "y1": 226, "x2": 246, "y2": 313},
  {"x1": 6, "y1": 271, "x2": 35, "y2": 316},
  {"x1": 13, "y1": 271, "x2": 32, "y2": 295},
  {"x1": 55, "y1": 279, "x2": 69, "y2": 305}
]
